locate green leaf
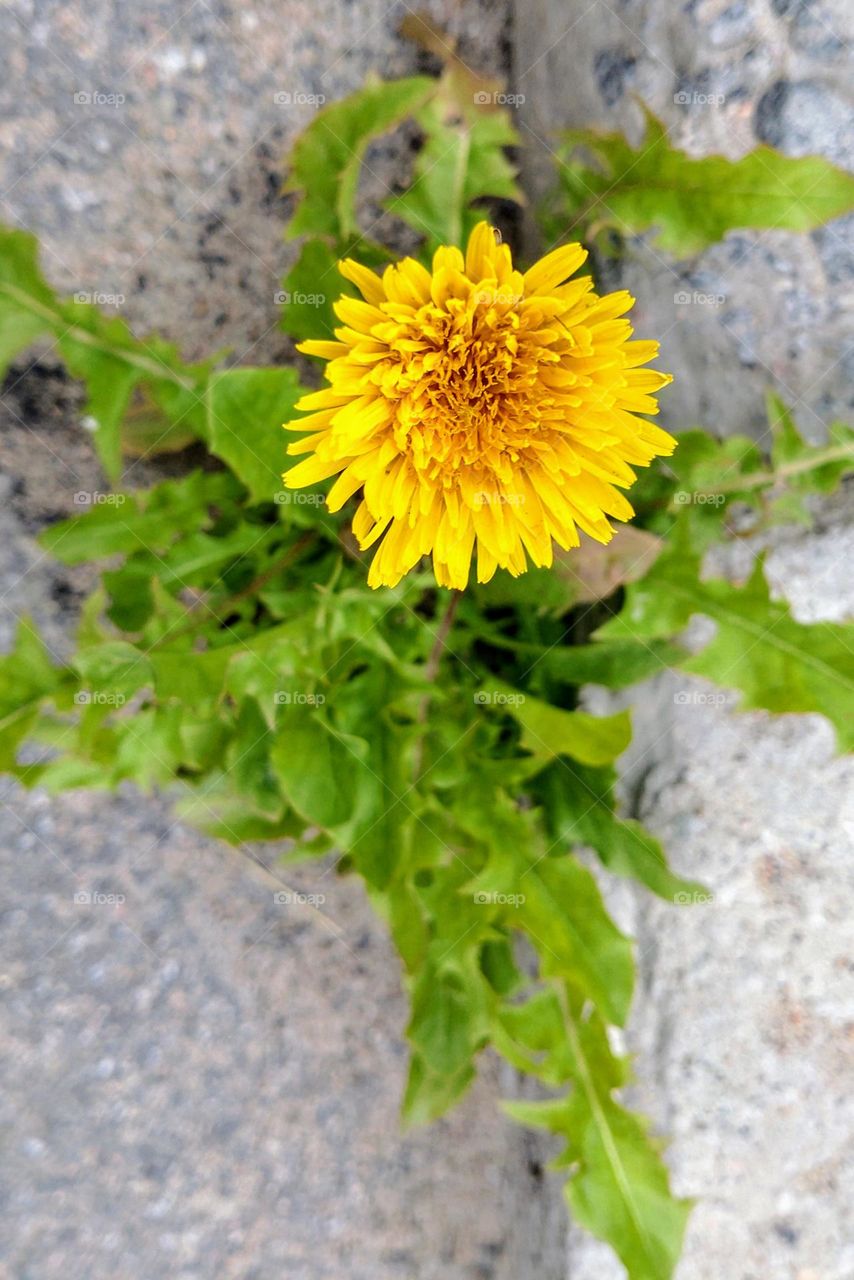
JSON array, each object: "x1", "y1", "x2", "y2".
[
  {"x1": 387, "y1": 94, "x2": 521, "y2": 252},
  {"x1": 660, "y1": 408, "x2": 853, "y2": 539},
  {"x1": 766, "y1": 393, "x2": 854, "y2": 518},
  {"x1": 177, "y1": 773, "x2": 304, "y2": 845},
  {"x1": 602, "y1": 537, "x2": 854, "y2": 751},
  {"x1": 0, "y1": 227, "x2": 54, "y2": 374},
  {"x1": 226, "y1": 700, "x2": 285, "y2": 820},
  {"x1": 270, "y1": 704, "x2": 362, "y2": 829},
  {"x1": 554, "y1": 107, "x2": 854, "y2": 254},
  {"x1": 39, "y1": 470, "x2": 242, "y2": 563},
  {"x1": 520, "y1": 856, "x2": 634, "y2": 1025},
  {"x1": 279, "y1": 238, "x2": 348, "y2": 342},
  {"x1": 408, "y1": 961, "x2": 485, "y2": 1077},
  {"x1": 530, "y1": 637, "x2": 684, "y2": 690},
  {"x1": 285, "y1": 76, "x2": 435, "y2": 243},
  {"x1": 458, "y1": 787, "x2": 634, "y2": 1025},
  {"x1": 402, "y1": 1052, "x2": 476, "y2": 1128},
  {"x1": 502, "y1": 984, "x2": 691, "y2": 1280},
  {"x1": 534, "y1": 760, "x2": 705, "y2": 901},
  {"x1": 73, "y1": 641, "x2": 153, "y2": 699},
  {"x1": 206, "y1": 367, "x2": 304, "y2": 503},
  {"x1": 0, "y1": 226, "x2": 211, "y2": 478},
  {"x1": 0, "y1": 619, "x2": 66, "y2": 771},
  {"x1": 486, "y1": 679, "x2": 632, "y2": 766}
]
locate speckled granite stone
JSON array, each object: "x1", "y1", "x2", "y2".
[
  {"x1": 0, "y1": 381, "x2": 565, "y2": 1279},
  {"x1": 0, "y1": 0, "x2": 512, "y2": 362},
  {"x1": 514, "y1": 3, "x2": 853, "y2": 1276},
  {"x1": 514, "y1": 0, "x2": 854, "y2": 437},
  {"x1": 576, "y1": 494, "x2": 854, "y2": 1280},
  {"x1": 0, "y1": 4, "x2": 571, "y2": 1278}
]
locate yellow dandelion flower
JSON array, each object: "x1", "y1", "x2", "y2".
[{"x1": 283, "y1": 221, "x2": 675, "y2": 590}]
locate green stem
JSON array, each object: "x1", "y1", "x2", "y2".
[
  {"x1": 150, "y1": 531, "x2": 318, "y2": 649},
  {"x1": 671, "y1": 441, "x2": 854, "y2": 506},
  {"x1": 0, "y1": 283, "x2": 197, "y2": 391},
  {"x1": 413, "y1": 591, "x2": 461, "y2": 780}
]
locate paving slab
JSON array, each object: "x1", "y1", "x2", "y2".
[
  {"x1": 513, "y1": 3, "x2": 853, "y2": 1273},
  {"x1": 0, "y1": 3, "x2": 568, "y2": 1277}
]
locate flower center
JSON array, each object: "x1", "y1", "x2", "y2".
[{"x1": 375, "y1": 293, "x2": 560, "y2": 488}]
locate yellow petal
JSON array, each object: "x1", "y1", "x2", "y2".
[
  {"x1": 523, "y1": 243, "x2": 588, "y2": 295},
  {"x1": 338, "y1": 259, "x2": 386, "y2": 305},
  {"x1": 284, "y1": 454, "x2": 343, "y2": 488},
  {"x1": 465, "y1": 221, "x2": 500, "y2": 281}
]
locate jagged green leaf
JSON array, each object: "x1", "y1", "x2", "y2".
[
  {"x1": 279, "y1": 238, "x2": 347, "y2": 341},
  {"x1": 533, "y1": 759, "x2": 705, "y2": 900},
  {"x1": 206, "y1": 367, "x2": 304, "y2": 503},
  {"x1": 528, "y1": 637, "x2": 685, "y2": 690},
  {"x1": 0, "y1": 226, "x2": 210, "y2": 478},
  {"x1": 38, "y1": 470, "x2": 242, "y2": 564},
  {"x1": 0, "y1": 619, "x2": 67, "y2": 771},
  {"x1": 284, "y1": 76, "x2": 435, "y2": 243},
  {"x1": 486, "y1": 679, "x2": 632, "y2": 766},
  {"x1": 503, "y1": 984, "x2": 691, "y2": 1280},
  {"x1": 269, "y1": 704, "x2": 363, "y2": 829},
  {"x1": 458, "y1": 786, "x2": 634, "y2": 1025},
  {"x1": 553, "y1": 107, "x2": 854, "y2": 253},
  {"x1": 387, "y1": 95, "x2": 521, "y2": 251},
  {"x1": 602, "y1": 537, "x2": 854, "y2": 750}
]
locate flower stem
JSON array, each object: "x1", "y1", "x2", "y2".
[
  {"x1": 424, "y1": 591, "x2": 461, "y2": 684},
  {"x1": 413, "y1": 591, "x2": 461, "y2": 780},
  {"x1": 668, "y1": 441, "x2": 854, "y2": 508}
]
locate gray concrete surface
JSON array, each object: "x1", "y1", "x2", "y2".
[
  {"x1": 2, "y1": 0, "x2": 853, "y2": 1277},
  {"x1": 514, "y1": 0, "x2": 854, "y2": 437},
  {"x1": 0, "y1": 0, "x2": 511, "y2": 362},
  {"x1": 514, "y1": 2, "x2": 854, "y2": 1275},
  {"x1": 579, "y1": 493, "x2": 854, "y2": 1280},
  {"x1": 0, "y1": 3, "x2": 568, "y2": 1278},
  {"x1": 0, "y1": 384, "x2": 564, "y2": 1279},
  {"x1": 0, "y1": 782, "x2": 557, "y2": 1280}
]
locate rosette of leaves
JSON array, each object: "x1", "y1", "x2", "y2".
[{"x1": 1, "y1": 48, "x2": 853, "y2": 1280}]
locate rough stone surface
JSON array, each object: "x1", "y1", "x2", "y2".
[
  {"x1": 576, "y1": 493, "x2": 854, "y2": 1280},
  {"x1": 0, "y1": 0, "x2": 511, "y2": 362},
  {"x1": 0, "y1": 380, "x2": 565, "y2": 1279},
  {"x1": 0, "y1": 782, "x2": 559, "y2": 1280},
  {"x1": 513, "y1": 0, "x2": 854, "y2": 437},
  {"x1": 514, "y1": 2, "x2": 854, "y2": 1276},
  {"x1": 0, "y1": 4, "x2": 568, "y2": 1278}
]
